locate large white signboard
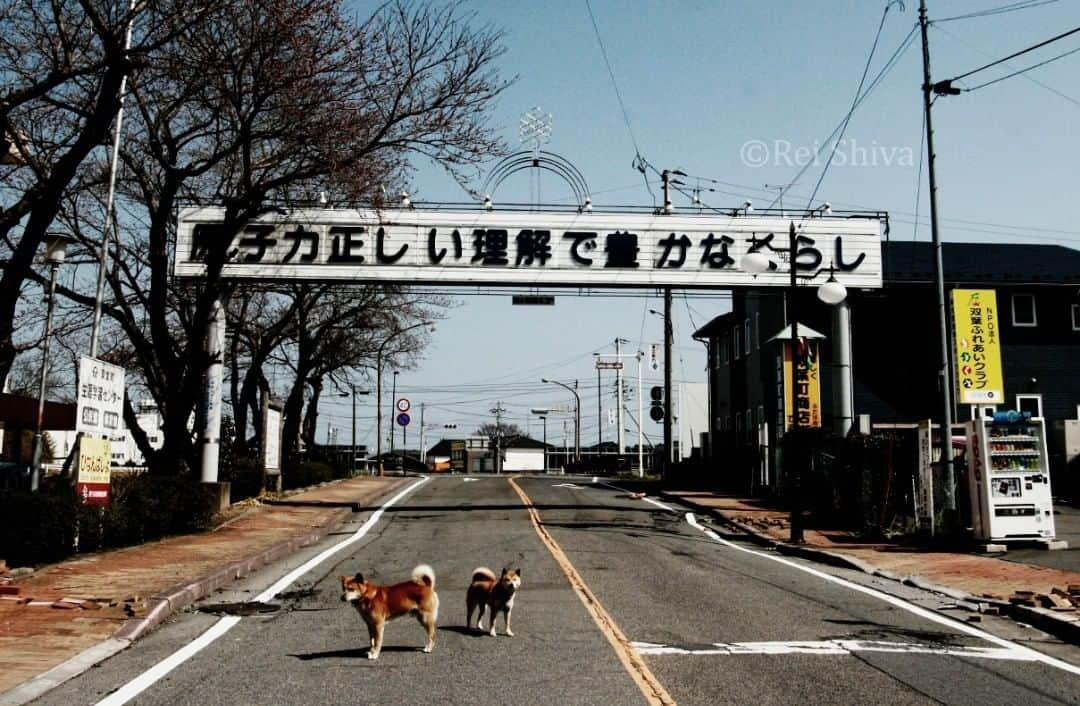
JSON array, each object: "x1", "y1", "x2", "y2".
[
  {"x1": 76, "y1": 356, "x2": 125, "y2": 436},
  {"x1": 264, "y1": 406, "x2": 282, "y2": 474},
  {"x1": 175, "y1": 208, "x2": 884, "y2": 289}
]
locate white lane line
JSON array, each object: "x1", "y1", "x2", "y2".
[
  {"x1": 684, "y1": 512, "x2": 1080, "y2": 677},
  {"x1": 632, "y1": 639, "x2": 1037, "y2": 661},
  {"x1": 94, "y1": 477, "x2": 432, "y2": 706}
]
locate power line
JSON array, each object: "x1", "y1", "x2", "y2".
[
  {"x1": 964, "y1": 44, "x2": 1080, "y2": 92},
  {"x1": 805, "y1": 1, "x2": 902, "y2": 210},
  {"x1": 950, "y1": 24, "x2": 1080, "y2": 82},
  {"x1": 934, "y1": 0, "x2": 1061, "y2": 23},
  {"x1": 932, "y1": 23, "x2": 1080, "y2": 107}
]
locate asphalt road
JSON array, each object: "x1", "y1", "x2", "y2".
[{"x1": 32, "y1": 475, "x2": 1080, "y2": 706}]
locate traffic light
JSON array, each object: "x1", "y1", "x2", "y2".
[
  {"x1": 443, "y1": 423, "x2": 457, "y2": 429},
  {"x1": 649, "y1": 385, "x2": 665, "y2": 422}
]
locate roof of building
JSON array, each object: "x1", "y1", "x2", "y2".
[{"x1": 885, "y1": 241, "x2": 1080, "y2": 285}]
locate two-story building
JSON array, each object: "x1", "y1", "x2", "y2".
[{"x1": 696, "y1": 241, "x2": 1080, "y2": 496}]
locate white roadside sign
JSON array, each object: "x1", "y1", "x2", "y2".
[{"x1": 76, "y1": 356, "x2": 125, "y2": 436}]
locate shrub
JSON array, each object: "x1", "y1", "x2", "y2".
[
  {"x1": 282, "y1": 460, "x2": 333, "y2": 490},
  {"x1": 0, "y1": 474, "x2": 217, "y2": 567}
]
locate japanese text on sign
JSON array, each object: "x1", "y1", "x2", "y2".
[
  {"x1": 76, "y1": 357, "x2": 126, "y2": 437},
  {"x1": 175, "y1": 208, "x2": 884, "y2": 290},
  {"x1": 783, "y1": 340, "x2": 822, "y2": 431},
  {"x1": 952, "y1": 289, "x2": 1004, "y2": 405}
]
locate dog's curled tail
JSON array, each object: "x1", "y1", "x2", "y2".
[
  {"x1": 412, "y1": 564, "x2": 436, "y2": 588},
  {"x1": 471, "y1": 567, "x2": 497, "y2": 583}
]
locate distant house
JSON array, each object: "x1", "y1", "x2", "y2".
[
  {"x1": 425, "y1": 435, "x2": 552, "y2": 473},
  {"x1": 695, "y1": 241, "x2": 1080, "y2": 494}
]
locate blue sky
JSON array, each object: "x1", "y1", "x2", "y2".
[{"x1": 315, "y1": 0, "x2": 1080, "y2": 452}]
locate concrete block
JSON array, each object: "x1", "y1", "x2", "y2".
[
  {"x1": 202, "y1": 481, "x2": 232, "y2": 513},
  {"x1": 1036, "y1": 539, "x2": 1068, "y2": 550},
  {"x1": 977, "y1": 543, "x2": 1008, "y2": 553}
]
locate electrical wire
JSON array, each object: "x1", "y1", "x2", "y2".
[
  {"x1": 934, "y1": 0, "x2": 1061, "y2": 23},
  {"x1": 963, "y1": 44, "x2": 1080, "y2": 92},
  {"x1": 805, "y1": 1, "x2": 900, "y2": 210},
  {"x1": 932, "y1": 22, "x2": 1080, "y2": 108},
  {"x1": 950, "y1": 24, "x2": 1080, "y2": 82}
]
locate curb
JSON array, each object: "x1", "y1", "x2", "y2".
[
  {"x1": 659, "y1": 492, "x2": 1080, "y2": 646},
  {"x1": 0, "y1": 478, "x2": 409, "y2": 706}
]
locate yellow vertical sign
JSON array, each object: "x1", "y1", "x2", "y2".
[
  {"x1": 952, "y1": 289, "x2": 1005, "y2": 404},
  {"x1": 76, "y1": 436, "x2": 111, "y2": 505},
  {"x1": 784, "y1": 341, "x2": 821, "y2": 430}
]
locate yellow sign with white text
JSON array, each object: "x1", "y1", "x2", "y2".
[
  {"x1": 952, "y1": 289, "x2": 1004, "y2": 405},
  {"x1": 783, "y1": 341, "x2": 821, "y2": 430},
  {"x1": 76, "y1": 437, "x2": 111, "y2": 505}
]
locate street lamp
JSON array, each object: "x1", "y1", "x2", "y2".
[
  {"x1": 541, "y1": 378, "x2": 580, "y2": 464},
  {"x1": 31, "y1": 234, "x2": 74, "y2": 491},
  {"x1": 390, "y1": 370, "x2": 399, "y2": 459},
  {"x1": 376, "y1": 321, "x2": 433, "y2": 476},
  {"x1": 339, "y1": 386, "x2": 371, "y2": 475},
  {"x1": 740, "y1": 221, "x2": 847, "y2": 543}
]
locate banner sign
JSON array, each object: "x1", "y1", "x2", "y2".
[
  {"x1": 262, "y1": 396, "x2": 283, "y2": 475},
  {"x1": 952, "y1": 289, "x2": 1004, "y2": 404},
  {"x1": 77, "y1": 436, "x2": 111, "y2": 505},
  {"x1": 175, "y1": 208, "x2": 884, "y2": 289},
  {"x1": 916, "y1": 420, "x2": 935, "y2": 534},
  {"x1": 783, "y1": 341, "x2": 821, "y2": 430},
  {"x1": 76, "y1": 357, "x2": 125, "y2": 436}
]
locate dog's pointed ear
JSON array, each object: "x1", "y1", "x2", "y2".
[
  {"x1": 353, "y1": 572, "x2": 364, "y2": 583},
  {"x1": 516, "y1": 568, "x2": 522, "y2": 577},
  {"x1": 500, "y1": 567, "x2": 508, "y2": 577}
]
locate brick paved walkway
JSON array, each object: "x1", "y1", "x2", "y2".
[{"x1": 0, "y1": 476, "x2": 406, "y2": 695}]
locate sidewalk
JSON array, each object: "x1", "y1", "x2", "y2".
[
  {"x1": 662, "y1": 491, "x2": 1080, "y2": 644},
  {"x1": 0, "y1": 475, "x2": 408, "y2": 702}
]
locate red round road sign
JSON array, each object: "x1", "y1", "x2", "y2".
[{"x1": 396, "y1": 398, "x2": 410, "y2": 412}]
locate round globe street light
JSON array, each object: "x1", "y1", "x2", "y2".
[
  {"x1": 31, "y1": 234, "x2": 75, "y2": 491},
  {"x1": 738, "y1": 221, "x2": 847, "y2": 543}
]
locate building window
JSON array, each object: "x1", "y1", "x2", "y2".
[
  {"x1": 733, "y1": 326, "x2": 741, "y2": 360},
  {"x1": 1072, "y1": 303, "x2": 1080, "y2": 331},
  {"x1": 743, "y1": 319, "x2": 751, "y2": 356},
  {"x1": 1016, "y1": 394, "x2": 1043, "y2": 419},
  {"x1": 1011, "y1": 293, "x2": 1037, "y2": 327}
]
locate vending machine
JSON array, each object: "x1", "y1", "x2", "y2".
[{"x1": 965, "y1": 414, "x2": 1056, "y2": 542}]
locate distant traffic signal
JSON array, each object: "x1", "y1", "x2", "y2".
[
  {"x1": 443, "y1": 423, "x2": 457, "y2": 429},
  {"x1": 649, "y1": 385, "x2": 664, "y2": 422}
]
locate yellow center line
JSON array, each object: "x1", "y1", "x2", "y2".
[{"x1": 508, "y1": 477, "x2": 676, "y2": 706}]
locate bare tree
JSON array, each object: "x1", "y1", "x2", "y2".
[
  {"x1": 49, "y1": 0, "x2": 507, "y2": 474},
  {"x1": 0, "y1": 0, "x2": 218, "y2": 382}
]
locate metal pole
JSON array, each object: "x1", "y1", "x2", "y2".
[
  {"x1": 89, "y1": 0, "x2": 136, "y2": 359},
  {"x1": 788, "y1": 222, "x2": 803, "y2": 543},
  {"x1": 420, "y1": 402, "x2": 426, "y2": 465},
  {"x1": 541, "y1": 416, "x2": 547, "y2": 472},
  {"x1": 616, "y1": 338, "x2": 625, "y2": 454},
  {"x1": 832, "y1": 300, "x2": 854, "y2": 436},
  {"x1": 199, "y1": 298, "x2": 225, "y2": 483},
  {"x1": 574, "y1": 380, "x2": 581, "y2": 462},
  {"x1": 30, "y1": 263, "x2": 59, "y2": 491},
  {"x1": 920, "y1": 0, "x2": 957, "y2": 518},
  {"x1": 664, "y1": 287, "x2": 674, "y2": 467},
  {"x1": 597, "y1": 366, "x2": 602, "y2": 452},
  {"x1": 637, "y1": 351, "x2": 644, "y2": 477},
  {"x1": 376, "y1": 350, "x2": 384, "y2": 477},
  {"x1": 390, "y1": 371, "x2": 397, "y2": 457},
  {"x1": 351, "y1": 386, "x2": 357, "y2": 475}
]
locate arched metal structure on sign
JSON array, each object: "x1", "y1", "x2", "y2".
[{"x1": 480, "y1": 150, "x2": 591, "y2": 209}]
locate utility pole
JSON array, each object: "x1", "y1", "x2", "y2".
[
  {"x1": 661, "y1": 171, "x2": 675, "y2": 473},
  {"x1": 615, "y1": 338, "x2": 625, "y2": 454},
  {"x1": 597, "y1": 366, "x2": 602, "y2": 452},
  {"x1": 490, "y1": 401, "x2": 506, "y2": 474},
  {"x1": 920, "y1": 0, "x2": 957, "y2": 521},
  {"x1": 788, "y1": 221, "x2": 803, "y2": 544},
  {"x1": 419, "y1": 403, "x2": 426, "y2": 464}
]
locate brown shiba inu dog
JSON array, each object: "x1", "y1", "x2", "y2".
[
  {"x1": 466, "y1": 567, "x2": 522, "y2": 637},
  {"x1": 340, "y1": 564, "x2": 439, "y2": 660}
]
